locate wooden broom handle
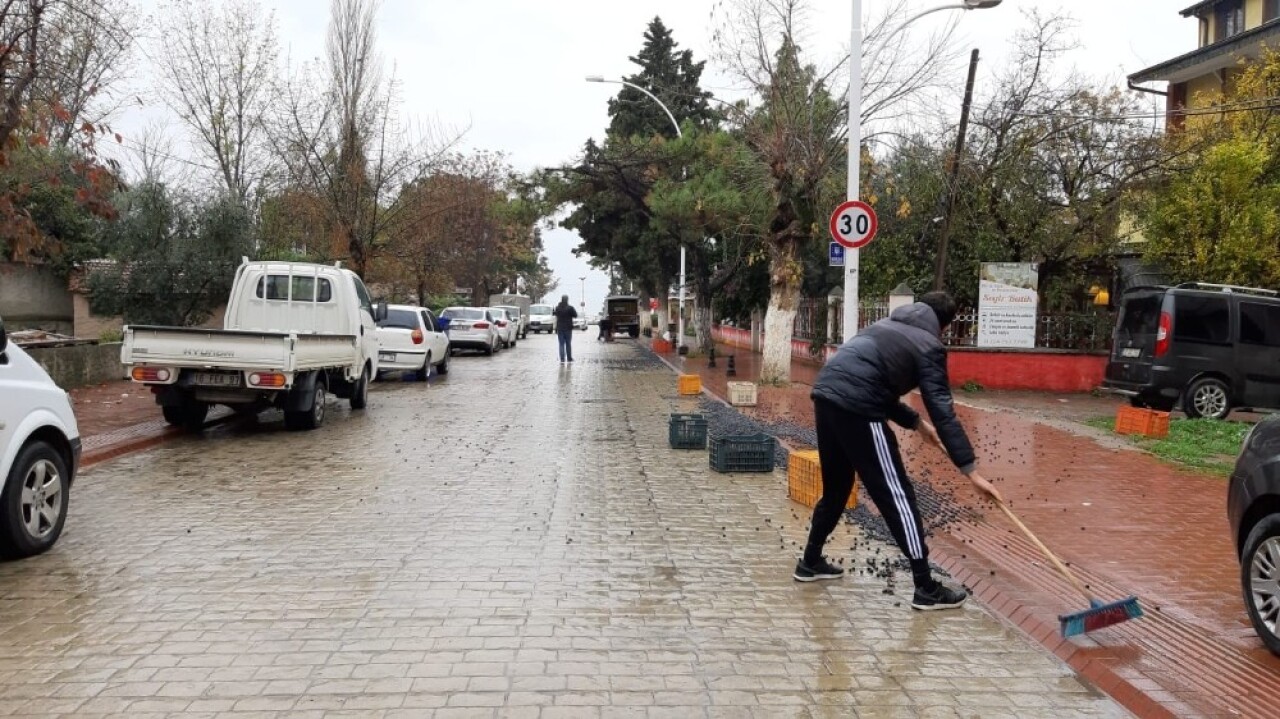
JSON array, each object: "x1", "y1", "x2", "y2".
[{"x1": 993, "y1": 498, "x2": 1093, "y2": 602}]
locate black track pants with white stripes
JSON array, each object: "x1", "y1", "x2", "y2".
[{"x1": 804, "y1": 398, "x2": 935, "y2": 589}]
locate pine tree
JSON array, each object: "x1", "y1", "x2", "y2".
[{"x1": 607, "y1": 17, "x2": 716, "y2": 139}]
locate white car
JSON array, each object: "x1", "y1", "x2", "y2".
[
  {"x1": 487, "y1": 307, "x2": 519, "y2": 348},
  {"x1": 376, "y1": 305, "x2": 450, "y2": 381},
  {"x1": 0, "y1": 318, "x2": 80, "y2": 559},
  {"x1": 528, "y1": 304, "x2": 555, "y2": 334},
  {"x1": 495, "y1": 304, "x2": 527, "y2": 339},
  {"x1": 441, "y1": 307, "x2": 501, "y2": 355}
]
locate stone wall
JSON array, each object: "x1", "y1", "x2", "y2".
[
  {"x1": 0, "y1": 263, "x2": 73, "y2": 334},
  {"x1": 26, "y1": 342, "x2": 126, "y2": 390}
]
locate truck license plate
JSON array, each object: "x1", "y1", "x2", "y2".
[
  {"x1": 1121, "y1": 348, "x2": 1141, "y2": 358},
  {"x1": 193, "y1": 372, "x2": 240, "y2": 387},
  {"x1": 379, "y1": 352, "x2": 395, "y2": 362}
]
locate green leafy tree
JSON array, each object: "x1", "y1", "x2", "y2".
[
  {"x1": 551, "y1": 17, "x2": 715, "y2": 327},
  {"x1": 88, "y1": 183, "x2": 254, "y2": 326},
  {"x1": 1138, "y1": 51, "x2": 1280, "y2": 288}
]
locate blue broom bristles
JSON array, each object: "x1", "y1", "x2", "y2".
[{"x1": 1059, "y1": 596, "x2": 1143, "y2": 638}]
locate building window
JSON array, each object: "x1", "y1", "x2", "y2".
[{"x1": 1217, "y1": 1, "x2": 1245, "y2": 41}]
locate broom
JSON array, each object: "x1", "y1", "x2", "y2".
[{"x1": 992, "y1": 498, "x2": 1143, "y2": 637}]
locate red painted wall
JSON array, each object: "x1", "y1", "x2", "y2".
[
  {"x1": 947, "y1": 349, "x2": 1107, "y2": 393},
  {"x1": 711, "y1": 325, "x2": 1107, "y2": 392}
]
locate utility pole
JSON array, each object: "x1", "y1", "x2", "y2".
[{"x1": 933, "y1": 48, "x2": 980, "y2": 292}]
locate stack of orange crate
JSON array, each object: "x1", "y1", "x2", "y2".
[
  {"x1": 1115, "y1": 405, "x2": 1170, "y2": 438},
  {"x1": 787, "y1": 450, "x2": 857, "y2": 509}
]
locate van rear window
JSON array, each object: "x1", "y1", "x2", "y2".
[
  {"x1": 1173, "y1": 295, "x2": 1230, "y2": 344},
  {"x1": 1118, "y1": 295, "x2": 1161, "y2": 336}
]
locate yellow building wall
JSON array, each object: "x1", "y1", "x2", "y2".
[
  {"x1": 1187, "y1": 72, "x2": 1224, "y2": 110},
  {"x1": 1247, "y1": 0, "x2": 1265, "y2": 29}
]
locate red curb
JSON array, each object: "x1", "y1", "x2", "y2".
[{"x1": 80, "y1": 414, "x2": 234, "y2": 470}]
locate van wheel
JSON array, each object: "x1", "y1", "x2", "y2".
[
  {"x1": 350, "y1": 367, "x2": 370, "y2": 409},
  {"x1": 0, "y1": 441, "x2": 70, "y2": 559},
  {"x1": 1185, "y1": 377, "x2": 1231, "y2": 420},
  {"x1": 1242, "y1": 515, "x2": 1280, "y2": 657}
]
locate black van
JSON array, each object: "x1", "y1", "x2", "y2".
[{"x1": 1104, "y1": 283, "x2": 1280, "y2": 419}]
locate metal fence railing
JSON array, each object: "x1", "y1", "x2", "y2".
[{"x1": 794, "y1": 300, "x2": 1114, "y2": 352}]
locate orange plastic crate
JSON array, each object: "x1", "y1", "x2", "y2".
[
  {"x1": 678, "y1": 374, "x2": 702, "y2": 395},
  {"x1": 787, "y1": 450, "x2": 857, "y2": 509},
  {"x1": 1115, "y1": 405, "x2": 1170, "y2": 438},
  {"x1": 652, "y1": 339, "x2": 672, "y2": 353}
]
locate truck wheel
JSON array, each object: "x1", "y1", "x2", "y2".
[
  {"x1": 0, "y1": 441, "x2": 71, "y2": 559},
  {"x1": 163, "y1": 401, "x2": 209, "y2": 431},
  {"x1": 285, "y1": 382, "x2": 326, "y2": 431},
  {"x1": 350, "y1": 367, "x2": 370, "y2": 409}
]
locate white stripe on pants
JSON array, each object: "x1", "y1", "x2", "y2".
[{"x1": 870, "y1": 422, "x2": 923, "y2": 559}]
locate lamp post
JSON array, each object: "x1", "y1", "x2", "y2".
[
  {"x1": 585, "y1": 75, "x2": 687, "y2": 349},
  {"x1": 843, "y1": 0, "x2": 1002, "y2": 343},
  {"x1": 579, "y1": 276, "x2": 586, "y2": 309}
]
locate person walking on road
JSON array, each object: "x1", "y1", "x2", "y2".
[
  {"x1": 553, "y1": 295, "x2": 578, "y2": 363},
  {"x1": 796, "y1": 291, "x2": 1004, "y2": 611}
]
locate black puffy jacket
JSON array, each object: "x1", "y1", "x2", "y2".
[{"x1": 811, "y1": 303, "x2": 976, "y2": 473}]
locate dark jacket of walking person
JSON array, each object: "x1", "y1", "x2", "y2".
[
  {"x1": 552, "y1": 296, "x2": 578, "y2": 362},
  {"x1": 797, "y1": 292, "x2": 1003, "y2": 611}
]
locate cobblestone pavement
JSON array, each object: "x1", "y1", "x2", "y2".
[
  {"x1": 0, "y1": 337, "x2": 1126, "y2": 718},
  {"x1": 674, "y1": 343, "x2": 1280, "y2": 718}
]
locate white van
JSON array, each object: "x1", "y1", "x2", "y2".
[{"x1": 0, "y1": 318, "x2": 81, "y2": 559}]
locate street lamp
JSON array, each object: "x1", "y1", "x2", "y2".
[
  {"x1": 585, "y1": 75, "x2": 688, "y2": 349},
  {"x1": 579, "y1": 276, "x2": 587, "y2": 309},
  {"x1": 843, "y1": 0, "x2": 1001, "y2": 343}
]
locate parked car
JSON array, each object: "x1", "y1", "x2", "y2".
[
  {"x1": 528, "y1": 303, "x2": 555, "y2": 334},
  {"x1": 1228, "y1": 414, "x2": 1280, "y2": 656},
  {"x1": 573, "y1": 315, "x2": 588, "y2": 331},
  {"x1": 376, "y1": 304, "x2": 450, "y2": 381},
  {"x1": 1103, "y1": 283, "x2": 1280, "y2": 419},
  {"x1": 494, "y1": 305, "x2": 526, "y2": 339},
  {"x1": 442, "y1": 307, "x2": 500, "y2": 355},
  {"x1": 489, "y1": 294, "x2": 531, "y2": 339},
  {"x1": 488, "y1": 308, "x2": 519, "y2": 348},
  {"x1": 0, "y1": 318, "x2": 80, "y2": 559},
  {"x1": 120, "y1": 260, "x2": 387, "y2": 432}
]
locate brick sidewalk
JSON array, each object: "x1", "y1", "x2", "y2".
[
  {"x1": 70, "y1": 380, "x2": 230, "y2": 467},
  {"x1": 668, "y1": 342, "x2": 1280, "y2": 719}
]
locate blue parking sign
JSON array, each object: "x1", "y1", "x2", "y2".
[{"x1": 829, "y1": 242, "x2": 845, "y2": 267}]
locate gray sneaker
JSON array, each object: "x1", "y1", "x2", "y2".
[
  {"x1": 793, "y1": 558, "x2": 845, "y2": 582},
  {"x1": 911, "y1": 582, "x2": 968, "y2": 610}
]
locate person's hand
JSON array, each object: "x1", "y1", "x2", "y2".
[
  {"x1": 967, "y1": 471, "x2": 1004, "y2": 504},
  {"x1": 918, "y1": 421, "x2": 943, "y2": 449}
]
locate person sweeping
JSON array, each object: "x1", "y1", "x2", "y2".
[{"x1": 796, "y1": 291, "x2": 1003, "y2": 611}]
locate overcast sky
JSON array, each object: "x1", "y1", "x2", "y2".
[{"x1": 115, "y1": 1, "x2": 1194, "y2": 311}]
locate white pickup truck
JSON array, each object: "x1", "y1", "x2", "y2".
[{"x1": 121, "y1": 260, "x2": 387, "y2": 431}]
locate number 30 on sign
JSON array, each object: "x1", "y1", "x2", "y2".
[{"x1": 829, "y1": 200, "x2": 878, "y2": 250}]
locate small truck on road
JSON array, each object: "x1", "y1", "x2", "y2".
[{"x1": 120, "y1": 260, "x2": 387, "y2": 431}]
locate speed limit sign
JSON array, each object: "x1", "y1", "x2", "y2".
[{"x1": 829, "y1": 200, "x2": 878, "y2": 249}]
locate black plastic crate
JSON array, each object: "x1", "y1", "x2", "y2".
[
  {"x1": 668, "y1": 413, "x2": 708, "y2": 450},
  {"x1": 709, "y1": 433, "x2": 776, "y2": 473}
]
